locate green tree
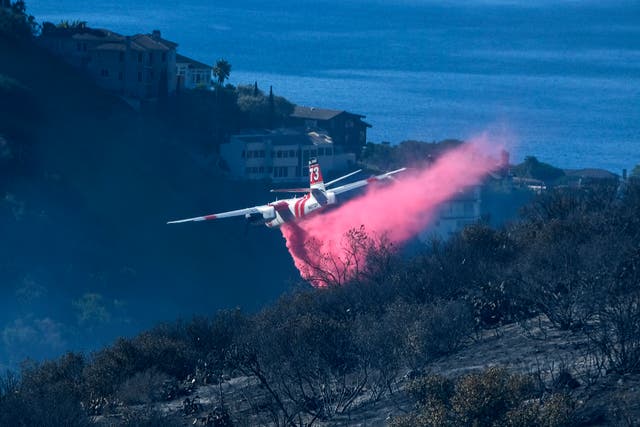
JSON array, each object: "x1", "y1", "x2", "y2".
[
  {"x1": 0, "y1": 0, "x2": 38, "y2": 38},
  {"x1": 213, "y1": 58, "x2": 231, "y2": 86}
]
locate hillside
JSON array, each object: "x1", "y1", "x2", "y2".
[
  {"x1": 0, "y1": 33, "x2": 297, "y2": 367},
  {"x1": 2, "y1": 176, "x2": 640, "y2": 426}
]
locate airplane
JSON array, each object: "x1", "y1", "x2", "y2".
[{"x1": 167, "y1": 159, "x2": 406, "y2": 228}]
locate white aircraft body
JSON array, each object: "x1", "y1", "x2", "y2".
[{"x1": 167, "y1": 159, "x2": 405, "y2": 228}]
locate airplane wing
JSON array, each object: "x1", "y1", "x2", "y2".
[
  {"x1": 270, "y1": 188, "x2": 310, "y2": 193},
  {"x1": 330, "y1": 167, "x2": 406, "y2": 196},
  {"x1": 325, "y1": 169, "x2": 362, "y2": 187},
  {"x1": 167, "y1": 206, "x2": 262, "y2": 224}
]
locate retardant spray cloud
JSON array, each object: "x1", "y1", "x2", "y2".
[{"x1": 281, "y1": 135, "x2": 504, "y2": 286}]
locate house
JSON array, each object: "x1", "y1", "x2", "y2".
[
  {"x1": 289, "y1": 106, "x2": 371, "y2": 158},
  {"x1": 221, "y1": 128, "x2": 356, "y2": 183},
  {"x1": 39, "y1": 25, "x2": 177, "y2": 100},
  {"x1": 176, "y1": 54, "x2": 212, "y2": 90},
  {"x1": 562, "y1": 168, "x2": 619, "y2": 187},
  {"x1": 420, "y1": 186, "x2": 482, "y2": 241}
]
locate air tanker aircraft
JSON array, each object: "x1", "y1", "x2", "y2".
[{"x1": 167, "y1": 159, "x2": 405, "y2": 228}]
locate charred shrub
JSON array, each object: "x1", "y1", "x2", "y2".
[
  {"x1": 84, "y1": 332, "x2": 192, "y2": 398},
  {"x1": 116, "y1": 367, "x2": 172, "y2": 405},
  {"x1": 0, "y1": 353, "x2": 90, "y2": 427},
  {"x1": 405, "y1": 300, "x2": 474, "y2": 366}
]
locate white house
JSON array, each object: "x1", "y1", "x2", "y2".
[
  {"x1": 221, "y1": 128, "x2": 356, "y2": 183},
  {"x1": 419, "y1": 186, "x2": 482, "y2": 241},
  {"x1": 176, "y1": 54, "x2": 212, "y2": 89}
]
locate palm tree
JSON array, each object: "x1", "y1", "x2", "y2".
[{"x1": 212, "y1": 59, "x2": 231, "y2": 86}]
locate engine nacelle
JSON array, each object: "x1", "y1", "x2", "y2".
[
  {"x1": 325, "y1": 191, "x2": 337, "y2": 205},
  {"x1": 245, "y1": 206, "x2": 276, "y2": 225}
]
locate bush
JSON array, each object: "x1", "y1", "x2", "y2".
[
  {"x1": 392, "y1": 367, "x2": 576, "y2": 427},
  {"x1": 119, "y1": 407, "x2": 183, "y2": 427},
  {"x1": 405, "y1": 300, "x2": 474, "y2": 365},
  {"x1": 0, "y1": 354, "x2": 90, "y2": 427},
  {"x1": 116, "y1": 367, "x2": 172, "y2": 405},
  {"x1": 451, "y1": 367, "x2": 536, "y2": 425}
]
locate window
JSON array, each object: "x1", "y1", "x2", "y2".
[
  {"x1": 325, "y1": 148, "x2": 332, "y2": 156},
  {"x1": 283, "y1": 151, "x2": 288, "y2": 158},
  {"x1": 241, "y1": 150, "x2": 245, "y2": 158},
  {"x1": 148, "y1": 52, "x2": 153, "y2": 63},
  {"x1": 273, "y1": 167, "x2": 289, "y2": 178},
  {"x1": 259, "y1": 150, "x2": 265, "y2": 158},
  {"x1": 464, "y1": 202, "x2": 475, "y2": 216},
  {"x1": 162, "y1": 52, "x2": 167, "y2": 62},
  {"x1": 289, "y1": 150, "x2": 295, "y2": 157},
  {"x1": 119, "y1": 52, "x2": 124, "y2": 62},
  {"x1": 276, "y1": 151, "x2": 282, "y2": 158},
  {"x1": 247, "y1": 151, "x2": 253, "y2": 158},
  {"x1": 100, "y1": 69, "x2": 109, "y2": 77},
  {"x1": 138, "y1": 53, "x2": 143, "y2": 63},
  {"x1": 318, "y1": 147, "x2": 325, "y2": 156},
  {"x1": 259, "y1": 166, "x2": 264, "y2": 173}
]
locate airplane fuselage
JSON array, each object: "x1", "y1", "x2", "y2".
[{"x1": 261, "y1": 190, "x2": 337, "y2": 228}]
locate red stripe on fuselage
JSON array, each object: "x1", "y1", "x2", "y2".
[
  {"x1": 203, "y1": 214, "x2": 217, "y2": 220},
  {"x1": 300, "y1": 194, "x2": 310, "y2": 217},
  {"x1": 293, "y1": 199, "x2": 304, "y2": 218}
]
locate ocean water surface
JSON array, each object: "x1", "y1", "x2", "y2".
[{"x1": 29, "y1": 0, "x2": 640, "y2": 170}]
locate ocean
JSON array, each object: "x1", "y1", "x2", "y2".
[{"x1": 29, "y1": 0, "x2": 640, "y2": 172}]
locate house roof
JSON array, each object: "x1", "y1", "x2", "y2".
[
  {"x1": 292, "y1": 105, "x2": 369, "y2": 124},
  {"x1": 176, "y1": 54, "x2": 212, "y2": 70},
  {"x1": 564, "y1": 168, "x2": 618, "y2": 179},
  {"x1": 71, "y1": 29, "x2": 124, "y2": 42},
  {"x1": 233, "y1": 128, "x2": 334, "y2": 147},
  {"x1": 152, "y1": 35, "x2": 178, "y2": 49},
  {"x1": 94, "y1": 42, "x2": 143, "y2": 52},
  {"x1": 130, "y1": 34, "x2": 172, "y2": 51},
  {"x1": 291, "y1": 106, "x2": 344, "y2": 121}
]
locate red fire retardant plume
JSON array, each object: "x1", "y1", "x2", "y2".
[{"x1": 281, "y1": 136, "x2": 503, "y2": 287}]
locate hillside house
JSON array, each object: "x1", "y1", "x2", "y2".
[
  {"x1": 221, "y1": 128, "x2": 356, "y2": 183},
  {"x1": 289, "y1": 106, "x2": 371, "y2": 158},
  {"x1": 39, "y1": 25, "x2": 177, "y2": 100},
  {"x1": 176, "y1": 54, "x2": 212, "y2": 90},
  {"x1": 419, "y1": 186, "x2": 482, "y2": 241}
]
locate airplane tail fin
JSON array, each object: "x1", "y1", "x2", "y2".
[{"x1": 308, "y1": 158, "x2": 326, "y2": 192}]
